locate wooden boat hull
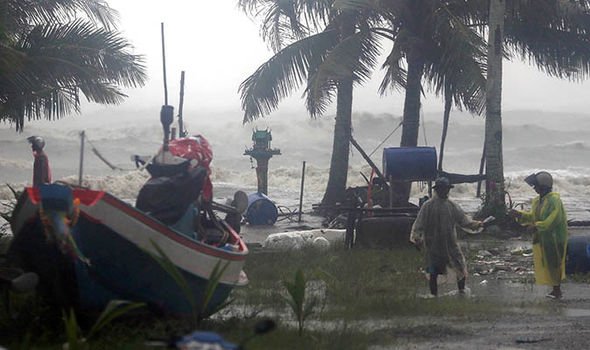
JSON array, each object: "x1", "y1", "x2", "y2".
[{"x1": 10, "y1": 185, "x2": 248, "y2": 315}]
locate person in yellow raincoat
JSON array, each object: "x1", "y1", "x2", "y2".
[
  {"x1": 410, "y1": 177, "x2": 483, "y2": 296},
  {"x1": 509, "y1": 171, "x2": 568, "y2": 299}
]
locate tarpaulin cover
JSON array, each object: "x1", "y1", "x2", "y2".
[
  {"x1": 137, "y1": 135, "x2": 214, "y2": 226},
  {"x1": 168, "y1": 135, "x2": 213, "y2": 201},
  {"x1": 136, "y1": 166, "x2": 208, "y2": 225},
  {"x1": 168, "y1": 136, "x2": 213, "y2": 169}
]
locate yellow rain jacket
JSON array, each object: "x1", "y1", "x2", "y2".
[{"x1": 518, "y1": 192, "x2": 568, "y2": 286}]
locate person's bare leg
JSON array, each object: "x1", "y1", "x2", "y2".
[
  {"x1": 429, "y1": 273, "x2": 438, "y2": 296},
  {"x1": 457, "y1": 277, "x2": 466, "y2": 294},
  {"x1": 549, "y1": 285, "x2": 562, "y2": 299}
]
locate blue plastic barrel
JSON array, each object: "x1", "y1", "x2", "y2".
[
  {"x1": 382, "y1": 147, "x2": 437, "y2": 181},
  {"x1": 246, "y1": 192, "x2": 278, "y2": 225},
  {"x1": 566, "y1": 236, "x2": 590, "y2": 274}
]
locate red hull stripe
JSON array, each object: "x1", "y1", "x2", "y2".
[
  {"x1": 100, "y1": 194, "x2": 246, "y2": 261},
  {"x1": 27, "y1": 187, "x2": 104, "y2": 206}
]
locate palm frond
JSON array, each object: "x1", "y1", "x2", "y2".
[
  {"x1": 422, "y1": 3, "x2": 487, "y2": 114},
  {"x1": 298, "y1": 0, "x2": 333, "y2": 30},
  {"x1": 15, "y1": 20, "x2": 146, "y2": 87},
  {"x1": 4, "y1": 0, "x2": 118, "y2": 30},
  {"x1": 0, "y1": 20, "x2": 146, "y2": 131},
  {"x1": 306, "y1": 26, "x2": 381, "y2": 116},
  {"x1": 507, "y1": 0, "x2": 590, "y2": 32},
  {"x1": 506, "y1": 24, "x2": 590, "y2": 79},
  {"x1": 239, "y1": 29, "x2": 339, "y2": 123},
  {"x1": 378, "y1": 28, "x2": 409, "y2": 94},
  {"x1": 505, "y1": 0, "x2": 590, "y2": 80},
  {"x1": 0, "y1": 42, "x2": 26, "y2": 74},
  {"x1": 239, "y1": 0, "x2": 310, "y2": 51},
  {"x1": 444, "y1": 0, "x2": 489, "y2": 31},
  {"x1": 333, "y1": 0, "x2": 392, "y2": 26},
  {"x1": 263, "y1": 0, "x2": 308, "y2": 51},
  {"x1": 333, "y1": 0, "x2": 375, "y2": 12}
]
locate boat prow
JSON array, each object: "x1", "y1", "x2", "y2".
[{"x1": 9, "y1": 184, "x2": 248, "y2": 316}]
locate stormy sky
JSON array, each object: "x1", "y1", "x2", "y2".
[{"x1": 88, "y1": 1, "x2": 590, "y2": 120}]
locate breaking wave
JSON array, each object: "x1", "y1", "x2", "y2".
[{"x1": 3, "y1": 109, "x2": 590, "y2": 219}]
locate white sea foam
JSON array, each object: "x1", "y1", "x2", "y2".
[{"x1": 2, "y1": 110, "x2": 590, "y2": 220}]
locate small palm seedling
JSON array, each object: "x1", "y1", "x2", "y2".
[
  {"x1": 282, "y1": 269, "x2": 317, "y2": 336},
  {"x1": 62, "y1": 300, "x2": 144, "y2": 350}
]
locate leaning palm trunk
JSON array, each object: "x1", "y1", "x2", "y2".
[
  {"x1": 393, "y1": 55, "x2": 424, "y2": 204},
  {"x1": 483, "y1": 0, "x2": 506, "y2": 217}
]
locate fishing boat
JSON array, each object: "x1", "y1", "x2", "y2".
[
  {"x1": 8, "y1": 167, "x2": 248, "y2": 315},
  {"x1": 7, "y1": 24, "x2": 249, "y2": 316},
  {"x1": 9, "y1": 120, "x2": 248, "y2": 316}
]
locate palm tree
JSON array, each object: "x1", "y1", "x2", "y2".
[
  {"x1": 0, "y1": 0, "x2": 146, "y2": 131},
  {"x1": 345, "y1": 0, "x2": 590, "y2": 210},
  {"x1": 425, "y1": 12, "x2": 488, "y2": 172},
  {"x1": 476, "y1": 0, "x2": 590, "y2": 216},
  {"x1": 239, "y1": 0, "x2": 381, "y2": 207},
  {"x1": 337, "y1": 0, "x2": 488, "y2": 202},
  {"x1": 482, "y1": 0, "x2": 506, "y2": 216}
]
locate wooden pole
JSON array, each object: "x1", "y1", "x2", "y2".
[
  {"x1": 78, "y1": 131, "x2": 85, "y2": 186},
  {"x1": 476, "y1": 143, "x2": 486, "y2": 197},
  {"x1": 159, "y1": 23, "x2": 173, "y2": 152},
  {"x1": 350, "y1": 136, "x2": 389, "y2": 189},
  {"x1": 298, "y1": 161, "x2": 306, "y2": 222},
  {"x1": 161, "y1": 23, "x2": 168, "y2": 105},
  {"x1": 178, "y1": 71, "x2": 185, "y2": 137}
]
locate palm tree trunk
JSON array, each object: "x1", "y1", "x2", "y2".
[
  {"x1": 400, "y1": 56, "x2": 424, "y2": 147},
  {"x1": 321, "y1": 14, "x2": 355, "y2": 208},
  {"x1": 438, "y1": 82, "x2": 452, "y2": 172},
  {"x1": 393, "y1": 54, "x2": 424, "y2": 204},
  {"x1": 320, "y1": 77, "x2": 353, "y2": 208},
  {"x1": 483, "y1": 0, "x2": 506, "y2": 216}
]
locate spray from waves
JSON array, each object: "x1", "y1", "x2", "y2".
[
  {"x1": 4, "y1": 164, "x2": 590, "y2": 202},
  {"x1": 3, "y1": 163, "x2": 590, "y2": 221},
  {"x1": 3, "y1": 110, "x2": 590, "y2": 218},
  {"x1": 0, "y1": 172, "x2": 150, "y2": 202},
  {"x1": 555, "y1": 140, "x2": 589, "y2": 150}
]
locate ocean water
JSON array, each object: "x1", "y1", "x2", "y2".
[{"x1": 1, "y1": 109, "x2": 589, "y2": 226}]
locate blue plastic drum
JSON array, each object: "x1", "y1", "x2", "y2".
[
  {"x1": 566, "y1": 236, "x2": 590, "y2": 274},
  {"x1": 382, "y1": 147, "x2": 437, "y2": 181},
  {"x1": 246, "y1": 192, "x2": 278, "y2": 225}
]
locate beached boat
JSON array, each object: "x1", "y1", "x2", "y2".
[{"x1": 8, "y1": 176, "x2": 248, "y2": 316}]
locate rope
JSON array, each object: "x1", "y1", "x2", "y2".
[
  {"x1": 368, "y1": 120, "x2": 403, "y2": 157},
  {"x1": 85, "y1": 133, "x2": 150, "y2": 172},
  {"x1": 276, "y1": 205, "x2": 300, "y2": 222}
]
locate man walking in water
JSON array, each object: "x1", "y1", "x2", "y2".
[
  {"x1": 410, "y1": 176, "x2": 482, "y2": 297},
  {"x1": 28, "y1": 136, "x2": 51, "y2": 186},
  {"x1": 509, "y1": 171, "x2": 568, "y2": 299}
]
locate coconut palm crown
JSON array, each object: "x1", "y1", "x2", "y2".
[
  {"x1": 0, "y1": 0, "x2": 147, "y2": 131},
  {"x1": 239, "y1": 0, "x2": 384, "y2": 206}
]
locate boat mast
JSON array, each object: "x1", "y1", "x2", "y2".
[
  {"x1": 178, "y1": 71, "x2": 186, "y2": 138},
  {"x1": 160, "y1": 22, "x2": 174, "y2": 152}
]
